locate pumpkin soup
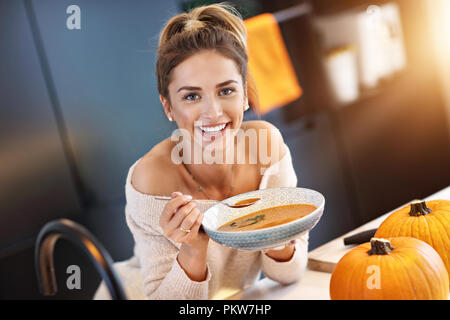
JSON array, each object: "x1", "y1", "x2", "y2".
[{"x1": 218, "y1": 204, "x2": 317, "y2": 232}]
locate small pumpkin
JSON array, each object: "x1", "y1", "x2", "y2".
[
  {"x1": 330, "y1": 237, "x2": 449, "y2": 300},
  {"x1": 374, "y1": 200, "x2": 450, "y2": 277}
]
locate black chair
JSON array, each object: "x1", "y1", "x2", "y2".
[{"x1": 34, "y1": 218, "x2": 127, "y2": 300}]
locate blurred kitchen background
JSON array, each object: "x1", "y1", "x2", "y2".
[{"x1": 1, "y1": 0, "x2": 449, "y2": 299}]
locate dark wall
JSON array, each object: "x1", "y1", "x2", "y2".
[
  {"x1": 0, "y1": 0, "x2": 82, "y2": 251},
  {"x1": 30, "y1": 0, "x2": 179, "y2": 206},
  {"x1": 0, "y1": 0, "x2": 180, "y2": 299}
]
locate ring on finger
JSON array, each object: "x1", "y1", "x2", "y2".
[{"x1": 179, "y1": 227, "x2": 191, "y2": 233}]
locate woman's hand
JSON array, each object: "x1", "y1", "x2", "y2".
[
  {"x1": 263, "y1": 240, "x2": 296, "y2": 262},
  {"x1": 159, "y1": 191, "x2": 209, "y2": 281},
  {"x1": 159, "y1": 192, "x2": 209, "y2": 250}
]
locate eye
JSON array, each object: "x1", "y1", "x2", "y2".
[
  {"x1": 220, "y1": 87, "x2": 235, "y2": 96},
  {"x1": 183, "y1": 93, "x2": 200, "y2": 101}
]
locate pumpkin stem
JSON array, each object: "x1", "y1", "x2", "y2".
[
  {"x1": 367, "y1": 238, "x2": 394, "y2": 255},
  {"x1": 409, "y1": 201, "x2": 432, "y2": 217}
]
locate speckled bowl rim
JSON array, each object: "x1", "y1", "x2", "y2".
[{"x1": 202, "y1": 187, "x2": 325, "y2": 236}]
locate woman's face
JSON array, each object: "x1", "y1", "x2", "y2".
[{"x1": 162, "y1": 50, "x2": 247, "y2": 154}]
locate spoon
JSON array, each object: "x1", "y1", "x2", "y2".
[
  {"x1": 153, "y1": 196, "x2": 260, "y2": 208},
  {"x1": 225, "y1": 197, "x2": 260, "y2": 208}
]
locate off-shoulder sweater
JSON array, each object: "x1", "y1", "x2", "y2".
[{"x1": 94, "y1": 144, "x2": 308, "y2": 300}]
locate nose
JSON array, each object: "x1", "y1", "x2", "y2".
[{"x1": 202, "y1": 97, "x2": 223, "y2": 122}]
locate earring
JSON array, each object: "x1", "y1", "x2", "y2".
[
  {"x1": 244, "y1": 104, "x2": 250, "y2": 111},
  {"x1": 168, "y1": 116, "x2": 173, "y2": 122}
]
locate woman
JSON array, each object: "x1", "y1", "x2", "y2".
[{"x1": 119, "y1": 3, "x2": 308, "y2": 300}]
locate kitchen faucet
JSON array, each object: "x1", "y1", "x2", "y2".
[{"x1": 34, "y1": 218, "x2": 127, "y2": 300}]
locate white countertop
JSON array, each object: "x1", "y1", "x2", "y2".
[{"x1": 225, "y1": 185, "x2": 450, "y2": 300}]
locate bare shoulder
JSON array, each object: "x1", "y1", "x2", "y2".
[
  {"x1": 131, "y1": 138, "x2": 178, "y2": 195},
  {"x1": 240, "y1": 120, "x2": 286, "y2": 165}
]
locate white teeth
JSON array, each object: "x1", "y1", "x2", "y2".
[{"x1": 199, "y1": 123, "x2": 227, "y2": 132}]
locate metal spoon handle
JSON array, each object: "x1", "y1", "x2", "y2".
[{"x1": 152, "y1": 196, "x2": 172, "y2": 201}]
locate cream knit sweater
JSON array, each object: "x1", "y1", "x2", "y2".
[{"x1": 94, "y1": 144, "x2": 308, "y2": 300}]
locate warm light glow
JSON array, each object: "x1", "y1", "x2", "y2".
[
  {"x1": 83, "y1": 239, "x2": 103, "y2": 262},
  {"x1": 429, "y1": 0, "x2": 450, "y2": 54},
  {"x1": 426, "y1": 0, "x2": 450, "y2": 137}
]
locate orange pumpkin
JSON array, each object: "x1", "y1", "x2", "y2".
[
  {"x1": 375, "y1": 200, "x2": 450, "y2": 277},
  {"x1": 330, "y1": 237, "x2": 449, "y2": 300}
]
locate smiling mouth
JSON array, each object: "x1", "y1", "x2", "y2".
[{"x1": 197, "y1": 122, "x2": 231, "y2": 135}]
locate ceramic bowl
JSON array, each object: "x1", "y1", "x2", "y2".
[{"x1": 202, "y1": 187, "x2": 325, "y2": 251}]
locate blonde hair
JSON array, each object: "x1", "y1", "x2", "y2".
[{"x1": 156, "y1": 2, "x2": 259, "y2": 112}]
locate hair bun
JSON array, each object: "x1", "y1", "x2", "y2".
[
  {"x1": 158, "y1": 3, "x2": 247, "y2": 52},
  {"x1": 184, "y1": 19, "x2": 206, "y2": 31}
]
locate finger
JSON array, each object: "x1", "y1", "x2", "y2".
[
  {"x1": 179, "y1": 211, "x2": 203, "y2": 241},
  {"x1": 262, "y1": 244, "x2": 287, "y2": 253},
  {"x1": 160, "y1": 193, "x2": 189, "y2": 229},
  {"x1": 179, "y1": 208, "x2": 201, "y2": 232},
  {"x1": 168, "y1": 193, "x2": 192, "y2": 212},
  {"x1": 190, "y1": 211, "x2": 204, "y2": 234},
  {"x1": 160, "y1": 194, "x2": 192, "y2": 226},
  {"x1": 171, "y1": 191, "x2": 183, "y2": 199},
  {"x1": 167, "y1": 201, "x2": 197, "y2": 232},
  {"x1": 197, "y1": 212, "x2": 206, "y2": 234}
]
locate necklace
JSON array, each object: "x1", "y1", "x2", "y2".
[{"x1": 183, "y1": 163, "x2": 235, "y2": 200}]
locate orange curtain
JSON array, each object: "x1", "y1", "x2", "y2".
[{"x1": 244, "y1": 13, "x2": 302, "y2": 115}]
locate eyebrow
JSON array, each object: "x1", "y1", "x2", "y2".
[{"x1": 177, "y1": 80, "x2": 238, "y2": 93}]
